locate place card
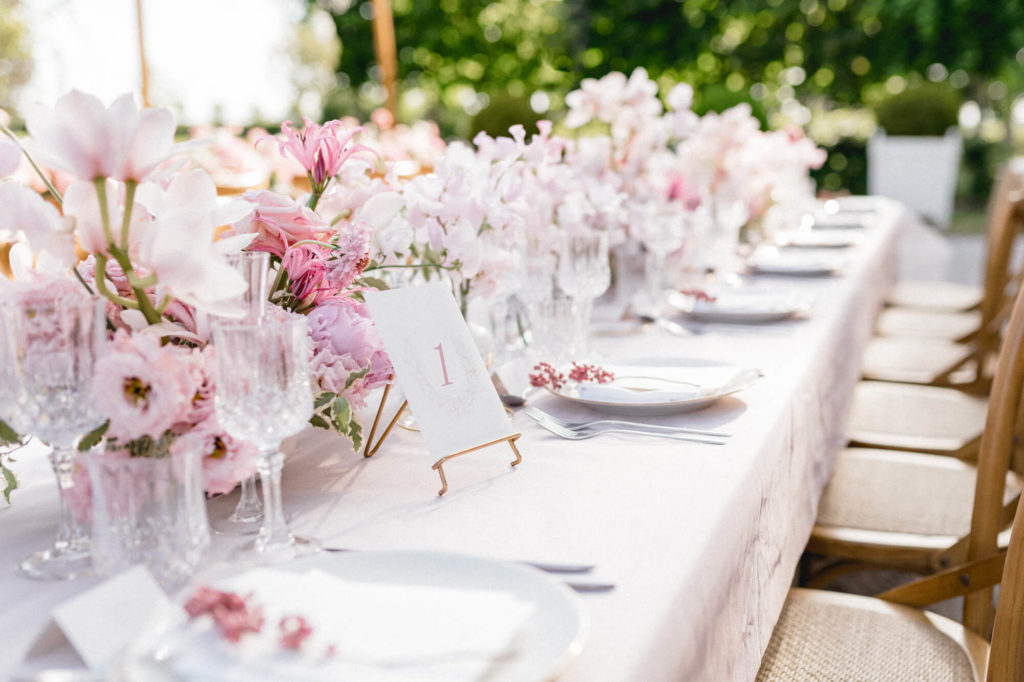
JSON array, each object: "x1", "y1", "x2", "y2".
[
  {"x1": 45, "y1": 566, "x2": 181, "y2": 671},
  {"x1": 365, "y1": 281, "x2": 517, "y2": 461}
]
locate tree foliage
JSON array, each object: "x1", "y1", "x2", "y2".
[
  {"x1": 309, "y1": 0, "x2": 1024, "y2": 135},
  {"x1": 0, "y1": 0, "x2": 32, "y2": 115}
]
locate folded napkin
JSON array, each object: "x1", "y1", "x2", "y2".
[
  {"x1": 575, "y1": 364, "x2": 744, "y2": 404},
  {"x1": 156, "y1": 568, "x2": 536, "y2": 682}
]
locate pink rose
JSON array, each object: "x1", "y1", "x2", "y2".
[{"x1": 230, "y1": 190, "x2": 331, "y2": 257}]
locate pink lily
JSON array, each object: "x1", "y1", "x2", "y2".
[{"x1": 262, "y1": 117, "x2": 378, "y2": 201}]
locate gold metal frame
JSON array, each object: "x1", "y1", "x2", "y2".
[{"x1": 363, "y1": 379, "x2": 523, "y2": 496}]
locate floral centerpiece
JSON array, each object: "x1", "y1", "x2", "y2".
[{"x1": 0, "y1": 90, "x2": 395, "y2": 499}]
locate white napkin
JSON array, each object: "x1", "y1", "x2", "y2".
[
  {"x1": 153, "y1": 568, "x2": 536, "y2": 682},
  {"x1": 575, "y1": 364, "x2": 743, "y2": 404}
]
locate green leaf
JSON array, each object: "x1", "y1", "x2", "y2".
[
  {"x1": 314, "y1": 391, "x2": 336, "y2": 409},
  {"x1": 359, "y1": 276, "x2": 389, "y2": 292},
  {"x1": 332, "y1": 396, "x2": 352, "y2": 433},
  {"x1": 310, "y1": 414, "x2": 331, "y2": 430},
  {"x1": 78, "y1": 421, "x2": 109, "y2": 451},
  {"x1": 0, "y1": 418, "x2": 21, "y2": 446},
  {"x1": 1, "y1": 462, "x2": 16, "y2": 504},
  {"x1": 344, "y1": 366, "x2": 371, "y2": 390},
  {"x1": 348, "y1": 420, "x2": 363, "y2": 452}
]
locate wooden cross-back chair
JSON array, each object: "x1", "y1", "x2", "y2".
[
  {"x1": 802, "y1": 272, "x2": 1024, "y2": 638},
  {"x1": 862, "y1": 160, "x2": 1024, "y2": 392},
  {"x1": 758, "y1": 281, "x2": 1024, "y2": 680}
]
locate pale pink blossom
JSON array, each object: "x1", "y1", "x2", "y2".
[
  {"x1": 0, "y1": 137, "x2": 20, "y2": 176},
  {"x1": 92, "y1": 331, "x2": 196, "y2": 442},
  {"x1": 25, "y1": 90, "x2": 177, "y2": 182},
  {"x1": 0, "y1": 182, "x2": 76, "y2": 266},
  {"x1": 134, "y1": 169, "x2": 254, "y2": 316}
]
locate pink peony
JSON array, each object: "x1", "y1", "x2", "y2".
[
  {"x1": 307, "y1": 299, "x2": 392, "y2": 406},
  {"x1": 92, "y1": 331, "x2": 196, "y2": 442}
]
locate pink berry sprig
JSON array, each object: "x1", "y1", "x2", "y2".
[
  {"x1": 280, "y1": 615, "x2": 314, "y2": 650},
  {"x1": 529, "y1": 362, "x2": 566, "y2": 389},
  {"x1": 679, "y1": 288, "x2": 717, "y2": 303},
  {"x1": 568, "y1": 362, "x2": 615, "y2": 384},
  {"x1": 185, "y1": 586, "x2": 265, "y2": 643}
]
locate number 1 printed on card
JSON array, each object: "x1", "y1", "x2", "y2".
[{"x1": 434, "y1": 343, "x2": 453, "y2": 387}]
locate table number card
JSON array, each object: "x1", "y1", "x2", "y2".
[{"x1": 365, "y1": 282, "x2": 520, "y2": 492}]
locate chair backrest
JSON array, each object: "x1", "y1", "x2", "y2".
[
  {"x1": 965, "y1": 277, "x2": 1024, "y2": 640},
  {"x1": 976, "y1": 162, "x2": 1024, "y2": 362},
  {"x1": 987, "y1": 414, "x2": 1024, "y2": 679}
]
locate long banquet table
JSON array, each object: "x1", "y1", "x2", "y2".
[{"x1": 2, "y1": 197, "x2": 911, "y2": 681}]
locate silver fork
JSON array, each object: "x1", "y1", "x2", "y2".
[
  {"x1": 529, "y1": 413, "x2": 726, "y2": 445},
  {"x1": 525, "y1": 406, "x2": 731, "y2": 438}
]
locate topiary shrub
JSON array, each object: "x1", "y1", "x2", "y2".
[
  {"x1": 874, "y1": 82, "x2": 960, "y2": 136},
  {"x1": 693, "y1": 84, "x2": 769, "y2": 129},
  {"x1": 470, "y1": 94, "x2": 543, "y2": 139}
]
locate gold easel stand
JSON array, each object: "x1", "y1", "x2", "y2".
[{"x1": 363, "y1": 381, "x2": 523, "y2": 496}]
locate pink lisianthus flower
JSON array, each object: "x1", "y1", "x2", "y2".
[
  {"x1": 92, "y1": 331, "x2": 197, "y2": 442},
  {"x1": 170, "y1": 415, "x2": 259, "y2": 495},
  {"x1": 25, "y1": 90, "x2": 177, "y2": 182},
  {"x1": 263, "y1": 117, "x2": 376, "y2": 191},
  {"x1": 231, "y1": 190, "x2": 330, "y2": 257},
  {"x1": 307, "y1": 299, "x2": 392, "y2": 408}
]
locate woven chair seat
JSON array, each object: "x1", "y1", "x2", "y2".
[
  {"x1": 816, "y1": 448, "x2": 1021, "y2": 536},
  {"x1": 757, "y1": 589, "x2": 980, "y2": 681},
  {"x1": 875, "y1": 307, "x2": 982, "y2": 341},
  {"x1": 885, "y1": 280, "x2": 983, "y2": 312},
  {"x1": 847, "y1": 381, "x2": 988, "y2": 454},
  {"x1": 860, "y1": 337, "x2": 975, "y2": 385}
]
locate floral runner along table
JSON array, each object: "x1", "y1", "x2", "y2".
[{"x1": 1, "y1": 196, "x2": 907, "y2": 681}]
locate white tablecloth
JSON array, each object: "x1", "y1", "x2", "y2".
[{"x1": 0, "y1": 198, "x2": 909, "y2": 681}]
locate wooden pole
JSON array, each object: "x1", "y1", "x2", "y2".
[
  {"x1": 371, "y1": 0, "x2": 399, "y2": 117},
  {"x1": 135, "y1": 0, "x2": 151, "y2": 107}
]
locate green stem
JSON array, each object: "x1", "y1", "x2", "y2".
[
  {"x1": 105, "y1": 244, "x2": 163, "y2": 325},
  {"x1": 363, "y1": 263, "x2": 458, "y2": 273},
  {"x1": 72, "y1": 265, "x2": 95, "y2": 296},
  {"x1": 154, "y1": 295, "x2": 172, "y2": 315},
  {"x1": 269, "y1": 262, "x2": 289, "y2": 297},
  {"x1": 305, "y1": 172, "x2": 322, "y2": 211},
  {"x1": 94, "y1": 255, "x2": 140, "y2": 310},
  {"x1": 120, "y1": 180, "x2": 137, "y2": 249},
  {"x1": 290, "y1": 239, "x2": 337, "y2": 249},
  {"x1": 0, "y1": 126, "x2": 63, "y2": 205},
  {"x1": 93, "y1": 178, "x2": 116, "y2": 247}
]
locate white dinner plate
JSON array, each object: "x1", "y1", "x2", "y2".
[
  {"x1": 667, "y1": 290, "x2": 807, "y2": 324},
  {"x1": 127, "y1": 550, "x2": 587, "y2": 682},
  {"x1": 748, "y1": 249, "x2": 844, "y2": 277},
  {"x1": 781, "y1": 229, "x2": 862, "y2": 249},
  {"x1": 546, "y1": 357, "x2": 758, "y2": 417}
]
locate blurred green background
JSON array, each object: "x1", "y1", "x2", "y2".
[{"x1": 4, "y1": 0, "x2": 1024, "y2": 217}]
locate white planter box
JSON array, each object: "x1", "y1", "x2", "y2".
[{"x1": 867, "y1": 128, "x2": 962, "y2": 228}]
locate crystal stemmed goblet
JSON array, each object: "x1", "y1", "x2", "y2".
[
  {"x1": 212, "y1": 316, "x2": 318, "y2": 564},
  {"x1": 556, "y1": 231, "x2": 611, "y2": 360},
  {"x1": 211, "y1": 251, "x2": 270, "y2": 536},
  {"x1": 1, "y1": 294, "x2": 105, "y2": 580}
]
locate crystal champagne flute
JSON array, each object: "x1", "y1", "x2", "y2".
[
  {"x1": 212, "y1": 251, "x2": 270, "y2": 536},
  {"x1": 212, "y1": 316, "x2": 318, "y2": 564},
  {"x1": 1, "y1": 294, "x2": 104, "y2": 580},
  {"x1": 556, "y1": 231, "x2": 611, "y2": 359}
]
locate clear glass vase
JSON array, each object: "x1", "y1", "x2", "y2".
[{"x1": 86, "y1": 445, "x2": 210, "y2": 592}]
